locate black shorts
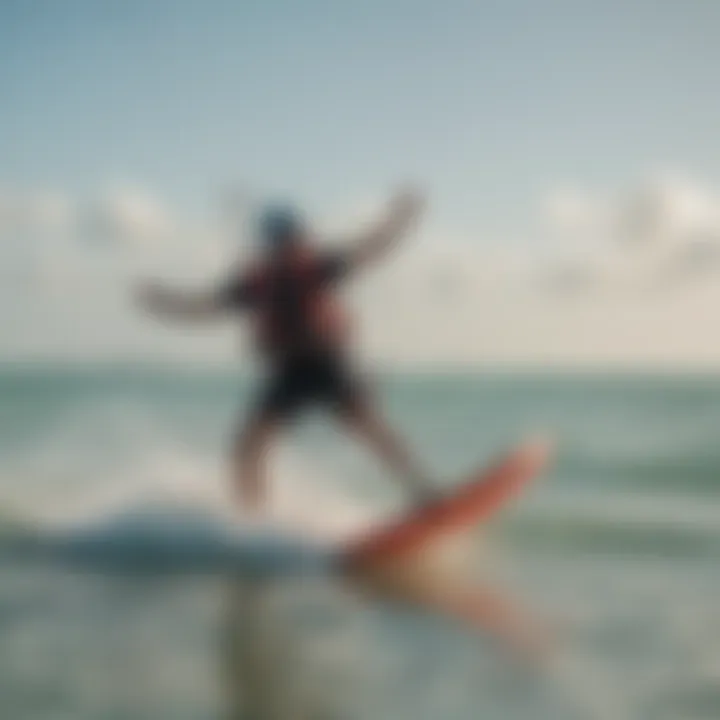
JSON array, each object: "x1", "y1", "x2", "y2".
[{"x1": 254, "y1": 351, "x2": 364, "y2": 421}]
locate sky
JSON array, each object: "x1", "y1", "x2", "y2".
[{"x1": 3, "y1": 0, "x2": 720, "y2": 368}]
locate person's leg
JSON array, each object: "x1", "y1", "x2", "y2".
[
  {"x1": 313, "y1": 352, "x2": 435, "y2": 503},
  {"x1": 338, "y1": 399, "x2": 436, "y2": 503},
  {"x1": 231, "y1": 361, "x2": 302, "y2": 513},
  {"x1": 231, "y1": 410, "x2": 280, "y2": 512}
]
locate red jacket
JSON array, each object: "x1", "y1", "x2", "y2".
[{"x1": 241, "y1": 247, "x2": 351, "y2": 356}]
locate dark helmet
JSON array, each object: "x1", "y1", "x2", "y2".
[{"x1": 257, "y1": 204, "x2": 306, "y2": 250}]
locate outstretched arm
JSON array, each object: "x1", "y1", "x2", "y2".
[
  {"x1": 345, "y1": 188, "x2": 426, "y2": 271},
  {"x1": 135, "y1": 277, "x2": 252, "y2": 322}
]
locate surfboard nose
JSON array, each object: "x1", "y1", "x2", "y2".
[
  {"x1": 517, "y1": 436, "x2": 554, "y2": 470},
  {"x1": 341, "y1": 436, "x2": 553, "y2": 570}
]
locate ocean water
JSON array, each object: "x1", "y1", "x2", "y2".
[{"x1": 0, "y1": 365, "x2": 718, "y2": 720}]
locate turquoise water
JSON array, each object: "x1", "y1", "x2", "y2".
[{"x1": 0, "y1": 365, "x2": 718, "y2": 719}]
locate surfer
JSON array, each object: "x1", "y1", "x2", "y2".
[{"x1": 137, "y1": 188, "x2": 435, "y2": 512}]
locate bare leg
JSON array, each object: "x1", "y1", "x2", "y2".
[
  {"x1": 232, "y1": 412, "x2": 280, "y2": 513},
  {"x1": 338, "y1": 401, "x2": 436, "y2": 504}
]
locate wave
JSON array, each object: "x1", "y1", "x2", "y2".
[
  {"x1": 0, "y1": 504, "x2": 337, "y2": 575},
  {"x1": 0, "y1": 432, "x2": 380, "y2": 575},
  {"x1": 1, "y1": 490, "x2": 718, "y2": 576}
]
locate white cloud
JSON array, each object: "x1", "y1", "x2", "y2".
[
  {"x1": 82, "y1": 188, "x2": 173, "y2": 248},
  {"x1": 542, "y1": 186, "x2": 606, "y2": 238},
  {"x1": 617, "y1": 175, "x2": 720, "y2": 247},
  {"x1": 0, "y1": 184, "x2": 240, "y2": 340},
  {"x1": 541, "y1": 173, "x2": 720, "y2": 294},
  {"x1": 0, "y1": 185, "x2": 175, "y2": 250},
  {"x1": 5, "y1": 175, "x2": 720, "y2": 369},
  {"x1": 0, "y1": 188, "x2": 75, "y2": 236},
  {"x1": 543, "y1": 174, "x2": 720, "y2": 250}
]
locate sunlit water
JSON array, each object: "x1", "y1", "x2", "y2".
[{"x1": 0, "y1": 366, "x2": 718, "y2": 719}]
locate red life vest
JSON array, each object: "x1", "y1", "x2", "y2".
[{"x1": 244, "y1": 248, "x2": 350, "y2": 356}]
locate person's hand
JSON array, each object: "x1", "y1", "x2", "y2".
[
  {"x1": 134, "y1": 280, "x2": 169, "y2": 315},
  {"x1": 389, "y1": 187, "x2": 426, "y2": 225}
]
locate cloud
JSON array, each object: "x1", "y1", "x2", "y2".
[
  {"x1": 613, "y1": 175, "x2": 720, "y2": 260},
  {"x1": 542, "y1": 187, "x2": 606, "y2": 238},
  {"x1": 0, "y1": 183, "x2": 239, "y2": 334},
  {"x1": 6, "y1": 175, "x2": 720, "y2": 368},
  {"x1": 81, "y1": 188, "x2": 173, "y2": 248},
  {"x1": 0, "y1": 185, "x2": 176, "y2": 251},
  {"x1": 541, "y1": 173, "x2": 720, "y2": 293},
  {"x1": 0, "y1": 188, "x2": 75, "y2": 236}
]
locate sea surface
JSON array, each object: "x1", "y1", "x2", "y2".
[{"x1": 0, "y1": 364, "x2": 718, "y2": 720}]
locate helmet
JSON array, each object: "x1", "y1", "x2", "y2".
[{"x1": 257, "y1": 204, "x2": 305, "y2": 249}]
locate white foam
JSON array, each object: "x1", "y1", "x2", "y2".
[{"x1": 33, "y1": 441, "x2": 377, "y2": 546}]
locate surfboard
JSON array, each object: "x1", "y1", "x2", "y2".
[{"x1": 340, "y1": 438, "x2": 551, "y2": 570}]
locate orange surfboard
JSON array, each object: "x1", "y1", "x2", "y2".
[{"x1": 341, "y1": 439, "x2": 551, "y2": 570}]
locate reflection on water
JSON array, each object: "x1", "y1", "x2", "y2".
[
  {"x1": 5, "y1": 555, "x2": 715, "y2": 720},
  {"x1": 216, "y1": 558, "x2": 553, "y2": 720},
  {"x1": 221, "y1": 577, "x2": 323, "y2": 720},
  {"x1": 219, "y1": 575, "x2": 537, "y2": 720}
]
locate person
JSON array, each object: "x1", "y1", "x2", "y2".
[{"x1": 137, "y1": 187, "x2": 435, "y2": 512}]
